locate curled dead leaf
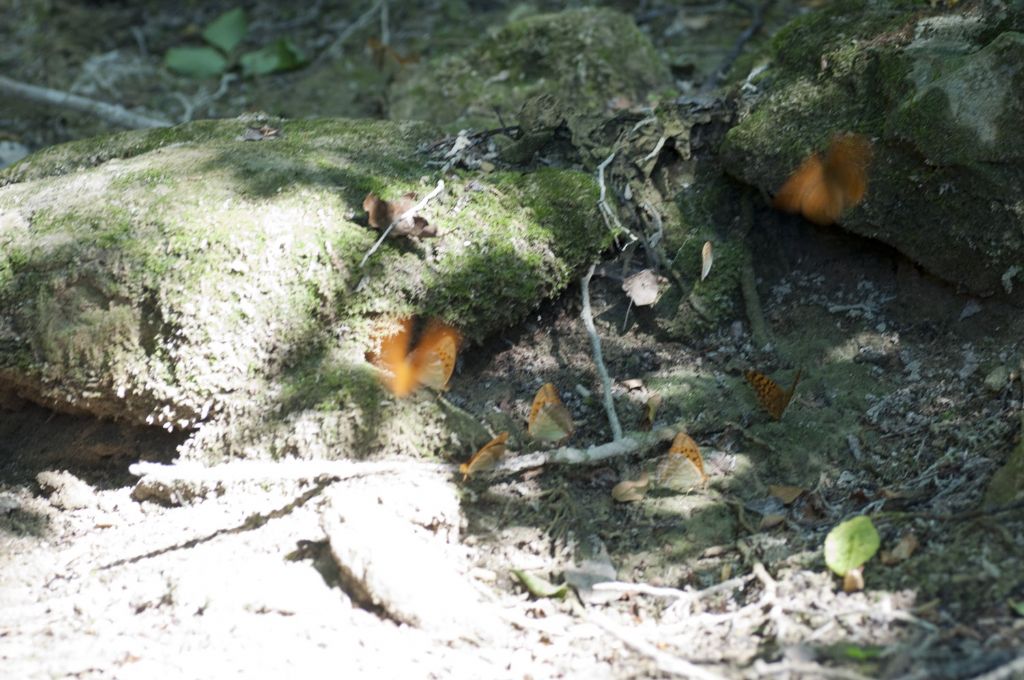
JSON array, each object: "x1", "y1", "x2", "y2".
[
  {"x1": 768, "y1": 484, "x2": 806, "y2": 506},
  {"x1": 880, "y1": 533, "x2": 919, "y2": 565},
  {"x1": 701, "y1": 241, "x2": 713, "y2": 281},
  {"x1": 843, "y1": 566, "x2": 865, "y2": 593},
  {"x1": 612, "y1": 472, "x2": 650, "y2": 503},
  {"x1": 622, "y1": 269, "x2": 664, "y2": 307},
  {"x1": 363, "y1": 192, "x2": 436, "y2": 237}
]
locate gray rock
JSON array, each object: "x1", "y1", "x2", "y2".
[{"x1": 721, "y1": 2, "x2": 1024, "y2": 294}]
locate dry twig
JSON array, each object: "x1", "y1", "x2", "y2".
[
  {"x1": 581, "y1": 263, "x2": 624, "y2": 441},
  {"x1": 0, "y1": 74, "x2": 170, "y2": 129},
  {"x1": 316, "y1": 0, "x2": 384, "y2": 66}
]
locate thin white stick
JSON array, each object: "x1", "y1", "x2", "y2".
[
  {"x1": 582, "y1": 263, "x2": 623, "y2": 441},
  {"x1": 359, "y1": 179, "x2": 445, "y2": 268},
  {"x1": 593, "y1": 574, "x2": 751, "y2": 601},
  {"x1": 642, "y1": 136, "x2": 667, "y2": 162},
  {"x1": 317, "y1": 0, "x2": 383, "y2": 65},
  {"x1": 589, "y1": 612, "x2": 729, "y2": 680},
  {"x1": 0, "y1": 75, "x2": 170, "y2": 129},
  {"x1": 596, "y1": 151, "x2": 625, "y2": 234}
]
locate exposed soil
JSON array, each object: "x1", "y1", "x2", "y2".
[{"x1": 2, "y1": 1, "x2": 1023, "y2": 679}]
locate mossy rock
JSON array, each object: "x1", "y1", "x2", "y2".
[
  {"x1": 720, "y1": 1, "x2": 1024, "y2": 294},
  {"x1": 0, "y1": 116, "x2": 610, "y2": 461},
  {"x1": 388, "y1": 8, "x2": 674, "y2": 130}
]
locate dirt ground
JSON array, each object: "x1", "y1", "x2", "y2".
[{"x1": 2, "y1": 1, "x2": 1023, "y2": 679}]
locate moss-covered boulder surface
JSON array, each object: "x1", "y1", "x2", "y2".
[
  {"x1": 388, "y1": 8, "x2": 674, "y2": 130},
  {"x1": 721, "y1": 1, "x2": 1024, "y2": 294},
  {"x1": 0, "y1": 116, "x2": 609, "y2": 460}
]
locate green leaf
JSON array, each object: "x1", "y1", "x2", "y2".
[
  {"x1": 202, "y1": 8, "x2": 247, "y2": 54},
  {"x1": 837, "y1": 644, "x2": 884, "y2": 661},
  {"x1": 824, "y1": 515, "x2": 880, "y2": 576},
  {"x1": 512, "y1": 569, "x2": 568, "y2": 599},
  {"x1": 239, "y1": 38, "x2": 307, "y2": 77},
  {"x1": 164, "y1": 47, "x2": 228, "y2": 78},
  {"x1": 1010, "y1": 600, "x2": 1024, "y2": 617}
]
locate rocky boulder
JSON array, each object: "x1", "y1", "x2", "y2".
[
  {"x1": 388, "y1": 8, "x2": 674, "y2": 131},
  {"x1": 0, "y1": 116, "x2": 609, "y2": 460},
  {"x1": 721, "y1": 1, "x2": 1024, "y2": 295}
]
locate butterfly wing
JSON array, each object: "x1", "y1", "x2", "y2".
[
  {"x1": 670, "y1": 432, "x2": 708, "y2": 483},
  {"x1": 745, "y1": 369, "x2": 785, "y2": 420},
  {"x1": 824, "y1": 133, "x2": 872, "y2": 209},
  {"x1": 745, "y1": 369, "x2": 801, "y2": 420},
  {"x1": 460, "y1": 431, "x2": 509, "y2": 480},
  {"x1": 528, "y1": 383, "x2": 559, "y2": 426},
  {"x1": 775, "y1": 135, "x2": 872, "y2": 226},
  {"x1": 410, "y1": 322, "x2": 459, "y2": 391},
  {"x1": 528, "y1": 384, "x2": 574, "y2": 442},
  {"x1": 378, "y1": 318, "x2": 416, "y2": 397},
  {"x1": 773, "y1": 153, "x2": 830, "y2": 220},
  {"x1": 530, "y1": 403, "x2": 575, "y2": 443}
]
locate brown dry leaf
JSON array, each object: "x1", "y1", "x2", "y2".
[
  {"x1": 843, "y1": 566, "x2": 865, "y2": 593},
  {"x1": 363, "y1": 192, "x2": 436, "y2": 237},
  {"x1": 759, "y1": 514, "x2": 786, "y2": 530},
  {"x1": 612, "y1": 472, "x2": 650, "y2": 503},
  {"x1": 622, "y1": 269, "x2": 663, "y2": 307},
  {"x1": 880, "y1": 533, "x2": 919, "y2": 565},
  {"x1": 701, "y1": 241, "x2": 713, "y2": 281},
  {"x1": 768, "y1": 484, "x2": 806, "y2": 505},
  {"x1": 240, "y1": 125, "x2": 280, "y2": 141}
]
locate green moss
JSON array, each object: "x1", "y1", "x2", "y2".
[
  {"x1": 389, "y1": 8, "x2": 673, "y2": 130},
  {"x1": 0, "y1": 117, "x2": 613, "y2": 461}
]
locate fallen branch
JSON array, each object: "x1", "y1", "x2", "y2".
[
  {"x1": 0, "y1": 74, "x2": 171, "y2": 129},
  {"x1": 581, "y1": 263, "x2": 623, "y2": 441},
  {"x1": 359, "y1": 179, "x2": 445, "y2": 267},
  {"x1": 129, "y1": 428, "x2": 675, "y2": 485},
  {"x1": 496, "y1": 428, "x2": 674, "y2": 475}
]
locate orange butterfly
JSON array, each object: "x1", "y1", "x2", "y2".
[
  {"x1": 376, "y1": 318, "x2": 459, "y2": 398},
  {"x1": 773, "y1": 133, "x2": 873, "y2": 226},
  {"x1": 527, "y1": 383, "x2": 574, "y2": 443},
  {"x1": 745, "y1": 368, "x2": 802, "y2": 420},
  {"x1": 459, "y1": 431, "x2": 509, "y2": 481},
  {"x1": 656, "y1": 432, "x2": 708, "y2": 487}
]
